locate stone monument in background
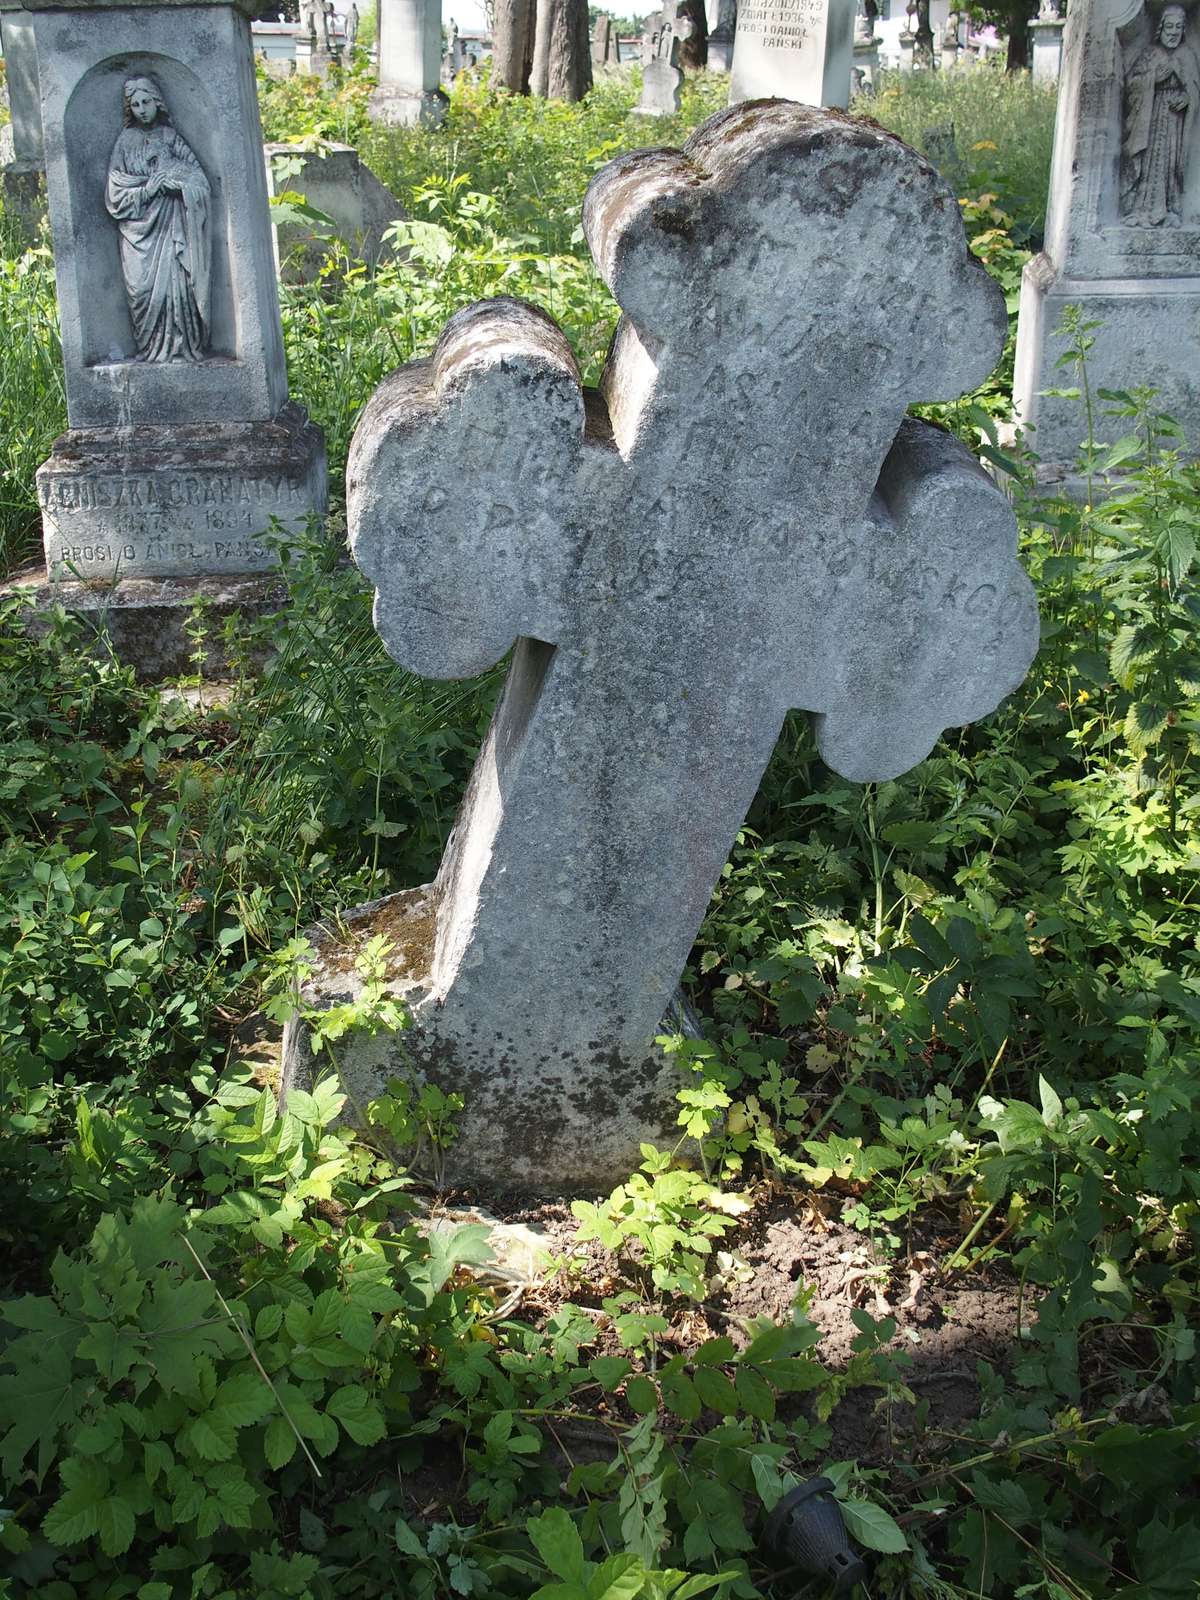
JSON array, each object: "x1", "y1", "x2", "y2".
[
  {"x1": 729, "y1": 0, "x2": 855, "y2": 106},
  {"x1": 707, "y1": 0, "x2": 736, "y2": 70},
  {"x1": 369, "y1": 0, "x2": 448, "y2": 124},
  {"x1": 281, "y1": 103, "x2": 1039, "y2": 1193},
  {"x1": 0, "y1": 7, "x2": 44, "y2": 216},
  {"x1": 1014, "y1": 0, "x2": 1200, "y2": 481},
  {"x1": 592, "y1": 12, "x2": 615, "y2": 64},
  {"x1": 633, "y1": 0, "x2": 691, "y2": 112},
  {"x1": 1030, "y1": 0, "x2": 1065, "y2": 80},
  {"x1": 2, "y1": 0, "x2": 326, "y2": 677}
]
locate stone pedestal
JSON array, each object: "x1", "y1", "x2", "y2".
[
  {"x1": 368, "y1": 83, "x2": 447, "y2": 124},
  {"x1": 39, "y1": 405, "x2": 325, "y2": 582},
  {"x1": 1030, "y1": 15, "x2": 1064, "y2": 80},
  {"x1": 1013, "y1": 0, "x2": 1200, "y2": 485},
  {"x1": 729, "y1": 0, "x2": 855, "y2": 104},
  {"x1": 294, "y1": 34, "x2": 337, "y2": 73},
  {"x1": 852, "y1": 35, "x2": 879, "y2": 87},
  {"x1": 369, "y1": 0, "x2": 446, "y2": 126},
  {"x1": 4, "y1": 0, "x2": 327, "y2": 675}
]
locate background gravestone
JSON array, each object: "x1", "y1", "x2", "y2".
[
  {"x1": 0, "y1": 8, "x2": 45, "y2": 218},
  {"x1": 591, "y1": 12, "x2": 612, "y2": 64},
  {"x1": 281, "y1": 103, "x2": 1038, "y2": 1193},
  {"x1": 369, "y1": 0, "x2": 448, "y2": 125},
  {"x1": 265, "y1": 142, "x2": 406, "y2": 282},
  {"x1": 1013, "y1": 0, "x2": 1200, "y2": 483},
  {"x1": 707, "y1": 0, "x2": 737, "y2": 69},
  {"x1": 634, "y1": 1, "x2": 689, "y2": 114},
  {"x1": 0, "y1": 0, "x2": 326, "y2": 677},
  {"x1": 729, "y1": 0, "x2": 854, "y2": 105}
]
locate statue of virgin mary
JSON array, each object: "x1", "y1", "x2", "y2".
[{"x1": 106, "y1": 76, "x2": 212, "y2": 363}]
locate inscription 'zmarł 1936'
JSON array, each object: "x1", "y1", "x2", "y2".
[
  {"x1": 736, "y1": 0, "x2": 824, "y2": 47},
  {"x1": 39, "y1": 469, "x2": 314, "y2": 580}
]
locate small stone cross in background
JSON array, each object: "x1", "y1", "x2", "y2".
[{"x1": 283, "y1": 102, "x2": 1039, "y2": 1192}]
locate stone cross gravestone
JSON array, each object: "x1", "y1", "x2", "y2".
[
  {"x1": 281, "y1": 102, "x2": 1039, "y2": 1193},
  {"x1": 2, "y1": 0, "x2": 327, "y2": 676},
  {"x1": 729, "y1": 0, "x2": 855, "y2": 107},
  {"x1": 1014, "y1": 0, "x2": 1200, "y2": 484},
  {"x1": 634, "y1": 2, "x2": 690, "y2": 113},
  {"x1": 369, "y1": 0, "x2": 447, "y2": 125}
]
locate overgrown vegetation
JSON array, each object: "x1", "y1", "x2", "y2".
[{"x1": 3, "y1": 59, "x2": 1199, "y2": 1600}]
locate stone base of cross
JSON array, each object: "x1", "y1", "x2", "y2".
[{"x1": 280, "y1": 102, "x2": 1039, "y2": 1193}]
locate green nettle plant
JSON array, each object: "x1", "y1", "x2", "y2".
[{"x1": 3, "y1": 63, "x2": 1200, "y2": 1600}]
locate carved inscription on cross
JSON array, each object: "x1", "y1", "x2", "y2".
[{"x1": 309, "y1": 103, "x2": 1038, "y2": 1189}]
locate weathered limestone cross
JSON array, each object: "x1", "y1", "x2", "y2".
[{"x1": 284, "y1": 102, "x2": 1039, "y2": 1191}]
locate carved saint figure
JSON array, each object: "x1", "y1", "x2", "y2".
[
  {"x1": 346, "y1": 1, "x2": 359, "y2": 46},
  {"x1": 1121, "y1": 3, "x2": 1200, "y2": 226},
  {"x1": 106, "y1": 77, "x2": 211, "y2": 363}
]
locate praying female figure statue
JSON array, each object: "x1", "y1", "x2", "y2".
[
  {"x1": 106, "y1": 77, "x2": 211, "y2": 362},
  {"x1": 1121, "y1": 3, "x2": 1200, "y2": 227}
]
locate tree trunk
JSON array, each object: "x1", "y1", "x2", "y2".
[
  {"x1": 492, "y1": 0, "x2": 536, "y2": 90},
  {"x1": 1006, "y1": 2, "x2": 1032, "y2": 70},
  {"x1": 531, "y1": 0, "x2": 593, "y2": 98},
  {"x1": 678, "y1": 0, "x2": 708, "y2": 68}
]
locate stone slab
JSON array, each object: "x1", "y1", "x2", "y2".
[
  {"x1": 2, "y1": 561, "x2": 287, "y2": 679},
  {"x1": 38, "y1": 402, "x2": 326, "y2": 580},
  {"x1": 282, "y1": 104, "x2": 1037, "y2": 1193},
  {"x1": 265, "y1": 141, "x2": 406, "y2": 280},
  {"x1": 729, "y1": 0, "x2": 855, "y2": 107},
  {"x1": 29, "y1": 1, "x2": 289, "y2": 429}
]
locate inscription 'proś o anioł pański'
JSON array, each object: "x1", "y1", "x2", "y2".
[
  {"x1": 41, "y1": 466, "x2": 307, "y2": 576},
  {"x1": 280, "y1": 102, "x2": 1040, "y2": 1193}
]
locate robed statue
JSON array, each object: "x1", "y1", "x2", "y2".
[
  {"x1": 1121, "y1": 2, "x2": 1200, "y2": 226},
  {"x1": 106, "y1": 77, "x2": 211, "y2": 363}
]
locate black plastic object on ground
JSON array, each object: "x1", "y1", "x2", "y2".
[{"x1": 763, "y1": 1477, "x2": 869, "y2": 1594}]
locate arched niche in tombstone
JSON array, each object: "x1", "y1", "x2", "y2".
[{"x1": 63, "y1": 53, "x2": 236, "y2": 372}]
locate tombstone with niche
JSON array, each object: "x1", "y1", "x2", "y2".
[
  {"x1": 280, "y1": 102, "x2": 1039, "y2": 1193},
  {"x1": 1, "y1": 0, "x2": 327, "y2": 678},
  {"x1": 729, "y1": 0, "x2": 855, "y2": 106},
  {"x1": 1, "y1": 7, "x2": 44, "y2": 216},
  {"x1": 1013, "y1": 0, "x2": 1200, "y2": 485},
  {"x1": 369, "y1": 0, "x2": 447, "y2": 125}
]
